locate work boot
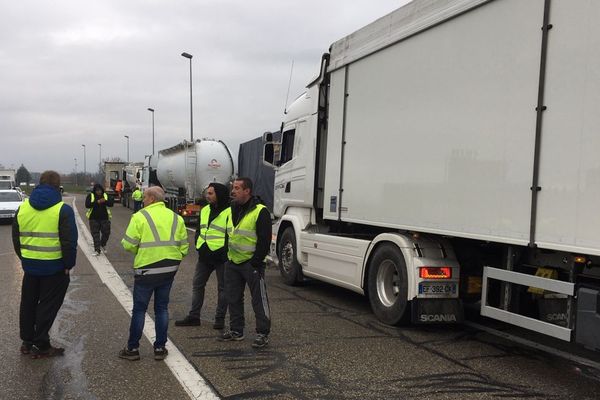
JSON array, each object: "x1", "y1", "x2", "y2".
[
  {"x1": 175, "y1": 316, "x2": 201, "y2": 327},
  {"x1": 118, "y1": 348, "x2": 140, "y2": 361},
  {"x1": 31, "y1": 344, "x2": 65, "y2": 359},
  {"x1": 154, "y1": 347, "x2": 168, "y2": 361}
]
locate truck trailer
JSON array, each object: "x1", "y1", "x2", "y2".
[{"x1": 263, "y1": 0, "x2": 600, "y2": 350}]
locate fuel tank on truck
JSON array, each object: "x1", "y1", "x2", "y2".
[{"x1": 155, "y1": 139, "x2": 234, "y2": 200}]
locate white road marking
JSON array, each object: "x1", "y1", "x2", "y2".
[
  {"x1": 464, "y1": 321, "x2": 600, "y2": 371},
  {"x1": 72, "y1": 199, "x2": 219, "y2": 400}
]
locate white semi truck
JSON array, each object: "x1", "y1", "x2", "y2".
[
  {"x1": 263, "y1": 0, "x2": 600, "y2": 350},
  {"x1": 142, "y1": 139, "x2": 234, "y2": 223}
]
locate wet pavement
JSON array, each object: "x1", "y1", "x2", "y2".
[{"x1": 2, "y1": 194, "x2": 600, "y2": 399}]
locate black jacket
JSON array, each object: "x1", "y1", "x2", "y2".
[
  {"x1": 85, "y1": 184, "x2": 114, "y2": 220},
  {"x1": 230, "y1": 196, "x2": 271, "y2": 268}
]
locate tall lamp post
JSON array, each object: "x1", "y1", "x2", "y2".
[
  {"x1": 98, "y1": 143, "x2": 102, "y2": 173},
  {"x1": 124, "y1": 135, "x2": 130, "y2": 163},
  {"x1": 148, "y1": 107, "x2": 155, "y2": 154},
  {"x1": 81, "y1": 144, "x2": 86, "y2": 184},
  {"x1": 181, "y1": 52, "x2": 194, "y2": 142},
  {"x1": 74, "y1": 158, "x2": 78, "y2": 187}
]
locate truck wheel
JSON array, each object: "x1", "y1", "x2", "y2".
[
  {"x1": 278, "y1": 227, "x2": 303, "y2": 286},
  {"x1": 367, "y1": 244, "x2": 409, "y2": 325}
]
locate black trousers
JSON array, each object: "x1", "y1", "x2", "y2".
[
  {"x1": 188, "y1": 259, "x2": 227, "y2": 322},
  {"x1": 89, "y1": 219, "x2": 110, "y2": 251},
  {"x1": 225, "y1": 261, "x2": 271, "y2": 335},
  {"x1": 20, "y1": 272, "x2": 70, "y2": 349}
]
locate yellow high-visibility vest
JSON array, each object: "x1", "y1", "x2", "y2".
[
  {"x1": 196, "y1": 206, "x2": 230, "y2": 250},
  {"x1": 227, "y1": 204, "x2": 266, "y2": 264},
  {"x1": 18, "y1": 199, "x2": 63, "y2": 260}
]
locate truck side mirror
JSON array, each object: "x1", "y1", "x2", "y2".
[{"x1": 263, "y1": 143, "x2": 276, "y2": 168}]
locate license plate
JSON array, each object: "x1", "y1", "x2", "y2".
[{"x1": 419, "y1": 282, "x2": 457, "y2": 297}]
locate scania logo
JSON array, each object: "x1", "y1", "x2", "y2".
[
  {"x1": 208, "y1": 159, "x2": 221, "y2": 169},
  {"x1": 420, "y1": 314, "x2": 457, "y2": 322}
]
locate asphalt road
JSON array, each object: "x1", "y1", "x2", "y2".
[{"x1": 2, "y1": 194, "x2": 600, "y2": 399}]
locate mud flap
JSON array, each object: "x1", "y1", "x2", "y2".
[{"x1": 412, "y1": 299, "x2": 464, "y2": 324}]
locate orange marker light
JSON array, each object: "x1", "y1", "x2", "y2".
[{"x1": 419, "y1": 266, "x2": 452, "y2": 279}]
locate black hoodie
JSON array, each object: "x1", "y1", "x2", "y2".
[
  {"x1": 195, "y1": 182, "x2": 230, "y2": 264},
  {"x1": 84, "y1": 183, "x2": 114, "y2": 220}
]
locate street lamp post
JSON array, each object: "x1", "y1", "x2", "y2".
[
  {"x1": 74, "y1": 158, "x2": 78, "y2": 187},
  {"x1": 181, "y1": 52, "x2": 194, "y2": 142},
  {"x1": 81, "y1": 144, "x2": 86, "y2": 183},
  {"x1": 124, "y1": 135, "x2": 130, "y2": 163},
  {"x1": 98, "y1": 143, "x2": 102, "y2": 173},
  {"x1": 148, "y1": 108, "x2": 155, "y2": 154}
]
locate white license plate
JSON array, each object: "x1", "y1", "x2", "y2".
[{"x1": 419, "y1": 282, "x2": 457, "y2": 297}]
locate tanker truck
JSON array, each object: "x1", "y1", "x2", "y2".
[
  {"x1": 142, "y1": 139, "x2": 234, "y2": 223},
  {"x1": 263, "y1": 0, "x2": 600, "y2": 351}
]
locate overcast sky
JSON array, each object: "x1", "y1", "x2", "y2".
[{"x1": 0, "y1": 0, "x2": 410, "y2": 174}]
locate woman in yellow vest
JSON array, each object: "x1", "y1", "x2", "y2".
[
  {"x1": 218, "y1": 177, "x2": 272, "y2": 349},
  {"x1": 176, "y1": 182, "x2": 230, "y2": 329},
  {"x1": 12, "y1": 170, "x2": 78, "y2": 358}
]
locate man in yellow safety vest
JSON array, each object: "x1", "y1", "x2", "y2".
[
  {"x1": 176, "y1": 182, "x2": 230, "y2": 329},
  {"x1": 119, "y1": 186, "x2": 189, "y2": 361},
  {"x1": 218, "y1": 177, "x2": 272, "y2": 348},
  {"x1": 12, "y1": 170, "x2": 78, "y2": 358}
]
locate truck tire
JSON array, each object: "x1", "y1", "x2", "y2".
[
  {"x1": 367, "y1": 243, "x2": 409, "y2": 325},
  {"x1": 278, "y1": 227, "x2": 303, "y2": 286}
]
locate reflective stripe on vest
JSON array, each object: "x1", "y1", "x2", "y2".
[
  {"x1": 86, "y1": 193, "x2": 111, "y2": 219},
  {"x1": 195, "y1": 206, "x2": 230, "y2": 251},
  {"x1": 133, "y1": 204, "x2": 185, "y2": 271},
  {"x1": 18, "y1": 200, "x2": 63, "y2": 260},
  {"x1": 227, "y1": 204, "x2": 265, "y2": 264}
]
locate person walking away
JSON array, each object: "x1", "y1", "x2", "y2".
[
  {"x1": 176, "y1": 182, "x2": 230, "y2": 329},
  {"x1": 132, "y1": 186, "x2": 143, "y2": 212},
  {"x1": 219, "y1": 177, "x2": 272, "y2": 348},
  {"x1": 119, "y1": 186, "x2": 189, "y2": 361},
  {"x1": 12, "y1": 170, "x2": 78, "y2": 358},
  {"x1": 85, "y1": 183, "x2": 113, "y2": 255}
]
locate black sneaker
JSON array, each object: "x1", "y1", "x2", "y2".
[
  {"x1": 154, "y1": 347, "x2": 168, "y2": 360},
  {"x1": 213, "y1": 320, "x2": 225, "y2": 330},
  {"x1": 31, "y1": 345, "x2": 65, "y2": 359},
  {"x1": 252, "y1": 334, "x2": 269, "y2": 349},
  {"x1": 118, "y1": 348, "x2": 140, "y2": 361},
  {"x1": 217, "y1": 330, "x2": 244, "y2": 342},
  {"x1": 175, "y1": 316, "x2": 201, "y2": 327}
]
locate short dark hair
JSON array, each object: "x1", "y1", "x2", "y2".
[
  {"x1": 235, "y1": 177, "x2": 253, "y2": 193},
  {"x1": 39, "y1": 170, "x2": 61, "y2": 189}
]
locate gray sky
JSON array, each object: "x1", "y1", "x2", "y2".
[{"x1": 0, "y1": 0, "x2": 409, "y2": 174}]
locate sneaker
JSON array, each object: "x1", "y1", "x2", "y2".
[
  {"x1": 213, "y1": 319, "x2": 225, "y2": 330},
  {"x1": 175, "y1": 316, "x2": 201, "y2": 327},
  {"x1": 118, "y1": 348, "x2": 140, "y2": 361},
  {"x1": 101, "y1": 246, "x2": 107, "y2": 254},
  {"x1": 217, "y1": 330, "x2": 244, "y2": 342},
  {"x1": 31, "y1": 344, "x2": 65, "y2": 359},
  {"x1": 252, "y1": 334, "x2": 269, "y2": 349},
  {"x1": 154, "y1": 347, "x2": 168, "y2": 360},
  {"x1": 20, "y1": 342, "x2": 32, "y2": 355}
]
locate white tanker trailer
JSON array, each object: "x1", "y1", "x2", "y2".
[{"x1": 143, "y1": 139, "x2": 234, "y2": 222}]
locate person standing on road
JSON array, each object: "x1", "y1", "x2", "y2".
[
  {"x1": 85, "y1": 183, "x2": 113, "y2": 256},
  {"x1": 176, "y1": 182, "x2": 230, "y2": 329},
  {"x1": 119, "y1": 186, "x2": 189, "y2": 361},
  {"x1": 132, "y1": 186, "x2": 143, "y2": 212},
  {"x1": 218, "y1": 177, "x2": 272, "y2": 348},
  {"x1": 12, "y1": 170, "x2": 78, "y2": 358}
]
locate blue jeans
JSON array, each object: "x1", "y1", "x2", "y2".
[{"x1": 127, "y1": 278, "x2": 173, "y2": 350}]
